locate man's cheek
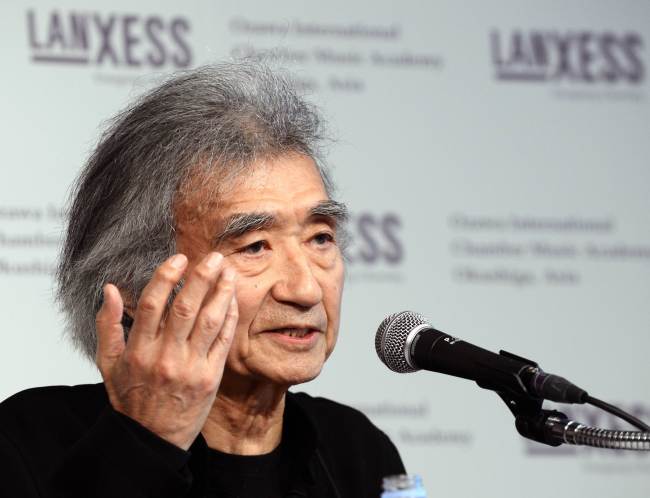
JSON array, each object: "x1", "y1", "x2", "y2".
[
  {"x1": 224, "y1": 320, "x2": 253, "y2": 365},
  {"x1": 325, "y1": 329, "x2": 338, "y2": 358}
]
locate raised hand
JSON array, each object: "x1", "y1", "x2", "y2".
[{"x1": 95, "y1": 252, "x2": 238, "y2": 450}]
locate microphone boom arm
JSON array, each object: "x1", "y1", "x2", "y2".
[{"x1": 495, "y1": 379, "x2": 650, "y2": 450}]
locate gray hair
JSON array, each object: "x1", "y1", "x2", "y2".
[{"x1": 56, "y1": 60, "x2": 334, "y2": 361}]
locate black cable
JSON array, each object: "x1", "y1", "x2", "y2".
[{"x1": 585, "y1": 395, "x2": 650, "y2": 431}]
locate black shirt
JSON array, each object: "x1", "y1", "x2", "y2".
[
  {"x1": 206, "y1": 443, "x2": 289, "y2": 497},
  {"x1": 0, "y1": 383, "x2": 405, "y2": 497}
]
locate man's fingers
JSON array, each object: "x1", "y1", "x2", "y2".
[
  {"x1": 95, "y1": 284, "x2": 126, "y2": 369},
  {"x1": 208, "y1": 290, "x2": 238, "y2": 362},
  {"x1": 131, "y1": 254, "x2": 188, "y2": 344},
  {"x1": 164, "y1": 252, "x2": 224, "y2": 343},
  {"x1": 190, "y1": 267, "x2": 237, "y2": 355}
]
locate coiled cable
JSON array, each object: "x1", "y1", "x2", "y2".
[{"x1": 546, "y1": 416, "x2": 650, "y2": 450}]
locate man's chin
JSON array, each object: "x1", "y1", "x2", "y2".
[{"x1": 253, "y1": 361, "x2": 325, "y2": 388}]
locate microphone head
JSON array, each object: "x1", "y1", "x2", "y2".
[{"x1": 375, "y1": 311, "x2": 429, "y2": 373}]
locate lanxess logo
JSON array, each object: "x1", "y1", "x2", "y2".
[
  {"x1": 26, "y1": 9, "x2": 192, "y2": 68},
  {"x1": 345, "y1": 212, "x2": 405, "y2": 282},
  {"x1": 491, "y1": 29, "x2": 644, "y2": 84}
]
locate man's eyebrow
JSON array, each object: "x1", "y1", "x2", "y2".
[
  {"x1": 309, "y1": 200, "x2": 349, "y2": 227},
  {"x1": 214, "y1": 212, "x2": 275, "y2": 245},
  {"x1": 214, "y1": 200, "x2": 348, "y2": 245}
]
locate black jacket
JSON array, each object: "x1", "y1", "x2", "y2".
[{"x1": 0, "y1": 383, "x2": 404, "y2": 497}]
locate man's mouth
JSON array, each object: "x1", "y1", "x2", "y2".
[
  {"x1": 269, "y1": 328, "x2": 317, "y2": 338},
  {"x1": 260, "y1": 326, "x2": 324, "y2": 347}
]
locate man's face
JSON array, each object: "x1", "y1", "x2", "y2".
[{"x1": 175, "y1": 154, "x2": 345, "y2": 387}]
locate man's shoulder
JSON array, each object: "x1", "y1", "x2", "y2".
[
  {"x1": 287, "y1": 391, "x2": 405, "y2": 493},
  {"x1": 0, "y1": 383, "x2": 108, "y2": 435},
  {"x1": 1, "y1": 383, "x2": 107, "y2": 410},
  {"x1": 288, "y1": 391, "x2": 392, "y2": 446}
]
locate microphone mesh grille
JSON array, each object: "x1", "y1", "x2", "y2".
[{"x1": 375, "y1": 311, "x2": 428, "y2": 373}]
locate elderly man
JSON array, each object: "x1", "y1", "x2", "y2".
[{"x1": 0, "y1": 61, "x2": 404, "y2": 497}]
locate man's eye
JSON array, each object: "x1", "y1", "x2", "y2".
[
  {"x1": 313, "y1": 233, "x2": 335, "y2": 246},
  {"x1": 241, "y1": 240, "x2": 267, "y2": 255}
]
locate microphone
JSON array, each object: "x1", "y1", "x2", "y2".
[{"x1": 375, "y1": 311, "x2": 588, "y2": 404}]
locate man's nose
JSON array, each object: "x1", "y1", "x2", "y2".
[{"x1": 271, "y1": 245, "x2": 323, "y2": 308}]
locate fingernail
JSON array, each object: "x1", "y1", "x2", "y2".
[
  {"x1": 223, "y1": 267, "x2": 236, "y2": 281},
  {"x1": 206, "y1": 252, "x2": 223, "y2": 269},
  {"x1": 170, "y1": 254, "x2": 187, "y2": 269}
]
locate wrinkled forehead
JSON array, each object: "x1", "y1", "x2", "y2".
[{"x1": 174, "y1": 153, "x2": 330, "y2": 224}]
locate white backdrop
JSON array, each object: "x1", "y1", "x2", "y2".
[{"x1": 1, "y1": 1, "x2": 649, "y2": 497}]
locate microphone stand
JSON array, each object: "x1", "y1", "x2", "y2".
[
  {"x1": 499, "y1": 392, "x2": 650, "y2": 450},
  {"x1": 492, "y1": 353, "x2": 650, "y2": 451}
]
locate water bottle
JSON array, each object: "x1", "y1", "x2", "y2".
[{"x1": 380, "y1": 474, "x2": 427, "y2": 498}]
